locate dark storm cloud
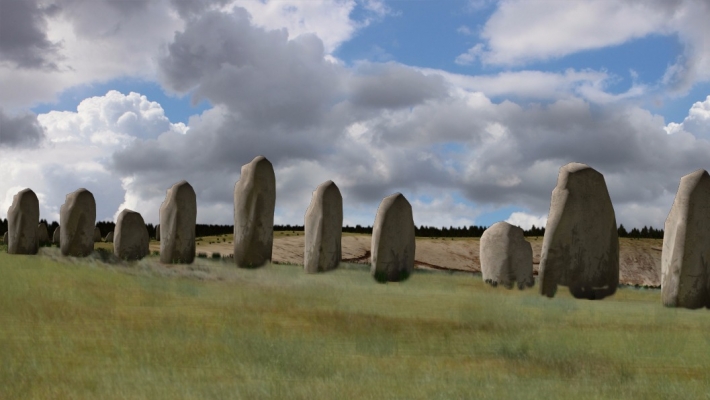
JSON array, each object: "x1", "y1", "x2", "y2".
[
  {"x1": 0, "y1": 0, "x2": 61, "y2": 69},
  {"x1": 0, "y1": 108, "x2": 45, "y2": 148}
]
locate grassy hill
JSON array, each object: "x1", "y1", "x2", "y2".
[{"x1": 1, "y1": 245, "x2": 710, "y2": 399}]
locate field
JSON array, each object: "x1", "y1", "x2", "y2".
[{"x1": 2, "y1": 243, "x2": 710, "y2": 399}]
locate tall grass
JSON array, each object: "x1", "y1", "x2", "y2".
[{"x1": 1, "y1": 246, "x2": 709, "y2": 399}]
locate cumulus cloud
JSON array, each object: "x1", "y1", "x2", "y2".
[
  {"x1": 505, "y1": 212, "x2": 547, "y2": 231},
  {"x1": 0, "y1": 108, "x2": 46, "y2": 148}
]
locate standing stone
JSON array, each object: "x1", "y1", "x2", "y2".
[
  {"x1": 539, "y1": 163, "x2": 619, "y2": 299},
  {"x1": 371, "y1": 193, "x2": 415, "y2": 283},
  {"x1": 93, "y1": 227, "x2": 102, "y2": 242},
  {"x1": 114, "y1": 209, "x2": 150, "y2": 261},
  {"x1": 60, "y1": 188, "x2": 96, "y2": 257},
  {"x1": 480, "y1": 221, "x2": 534, "y2": 289},
  {"x1": 661, "y1": 169, "x2": 710, "y2": 309},
  {"x1": 52, "y1": 226, "x2": 60, "y2": 245},
  {"x1": 104, "y1": 231, "x2": 114, "y2": 243},
  {"x1": 7, "y1": 188, "x2": 40, "y2": 255},
  {"x1": 2, "y1": 232, "x2": 7, "y2": 245},
  {"x1": 155, "y1": 224, "x2": 160, "y2": 241},
  {"x1": 233, "y1": 156, "x2": 276, "y2": 268},
  {"x1": 37, "y1": 223, "x2": 49, "y2": 246},
  {"x1": 159, "y1": 180, "x2": 196, "y2": 264},
  {"x1": 304, "y1": 180, "x2": 343, "y2": 273}
]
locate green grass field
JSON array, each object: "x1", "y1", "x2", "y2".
[{"x1": 1, "y1": 245, "x2": 709, "y2": 399}]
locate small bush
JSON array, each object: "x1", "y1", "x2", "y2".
[
  {"x1": 197, "y1": 252, "x2": 208, "y2": 258},
  {"x1": 151, "y1": 250, "x2": 159, "y2": 256},
  {"x1": 211, "y1": 252, "x2": 221, "y2": 259}
]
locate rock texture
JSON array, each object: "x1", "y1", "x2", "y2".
[
  {"x1": 539, "y1": 163, "x2": 619, "y2": 299},
  {"x1": 480, "y1": 221, "x2": 534, "y2": 289},
  {"x1": 60, "y1": 189, "x2": 96, "y2": 257},
  {"x1": 37, "y1": 223, "x2": 49, "y2": 246},
  {"x1": 114, "y1": 209, "x2": 150, "y2": 261},
  {"x1": 93, "y1": 227, "x2": 102, "y2": 242},
  {"x1": 304, "y1": 180, "x2": 343, "y2": 273},
  {"x1": 661, "y1": 169, "x2": 710, "y2": 309},
  {"x1": 155, "y1": 224, "x2": 160, "y2": 241},
  {"x1": 7, "y1": 188, "x2": 40, "y2": 255},
  {"x1": 233, "y1": 156, "x2": 276, "y2": 268},
  {"x1": 104, "y1": 231, "x2": 114, "y2": 243},
  {"x1": 52, "y1": 226, "x2": 60, "y2": 245},
  {"x1": 371, "y1": 193, "x2": 416, "y2": 282},
  {"x1": 159, "y1": 180, "x2": 196, "y2": 264}
]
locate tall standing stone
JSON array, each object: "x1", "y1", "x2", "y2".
[
  {"x1": 480, "y1": 221, "x2": 534, "y2": 289},
  {"x1": 93, "y1": 227, "x2": 102, "y2": 242},
  {"x1": 60, "y1": 188, "x2": 96, "y2": 257},
  {"x1": 114, "y1": 209, "x2": 150, "y2": 261},
  {"x1": 37, "y1": 223, "x2": 49, "y2": 246},
  {"x1": 661, "y1": 169, "x2": 710, "y2": 309},
  {"x1": 233, "y1": 156, "x2": 276, "y2": 268},
  {"x1": 371, "y1": 193, "x2": 415, "y2": 283},
  {"x1": 159, "y1": 181, "x2": 196, "y2": 264},
  {"x1": 155, "y1": 224, "x2": 160, "y2": 241},
  {"x1": 7, "y1": 188, "x2": 40, "y2": 255},
  {"x1": 52, "y1": 226, "x2": 60, "y2": 245},
  {"x1": 304, "y1": 180, "x2": 343, "y2": 273},
  {"x1": 539, "y1": 163, "x2": 619, "y2": 299}
]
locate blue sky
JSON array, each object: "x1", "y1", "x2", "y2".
[{"x1": 1, "y1": 0, "x2": 709, "y2": 230}]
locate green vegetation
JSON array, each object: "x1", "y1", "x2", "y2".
[{"x1": 1, "y1": 245, "x2": 709, "y2": 399}]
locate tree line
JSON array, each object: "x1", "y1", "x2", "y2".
[{"x1": 0, "y1": 218, "x2": 666, "y2": 239}]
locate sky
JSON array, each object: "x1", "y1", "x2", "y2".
[{"x1": 1, "y1": 0, "x2": 709, "y2": 231}]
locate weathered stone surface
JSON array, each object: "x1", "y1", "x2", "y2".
[
  {"x1": 371, "y1": 193, "x2": 415, "y2": 282},
  {"x1": 114, "y1": 209, "x2": 150, "y2": 261},
  {"x1": 2, "y1": 232, "x2": 7, "y2": 245},
  {"x1": 52, "y1": 226, "x2": 60, "y2": 244},
  {"x1": 661, "y1": 169, "x2": 710, "y2": 309},
  {"x1": 233, "y1": 156, "x2": 275, "y2": 268},
  {"x1": 60, "y1": 188, "x2": 96, "y2": 257},
  {"x1": 159, "y1": 180, "x2": 196, "y2": 264},
  {"x1": 93, "y1": 227, "x2": 102, "y2": 242},
  {"x1": 304, "y1": 180, "x2": 343, "y2": 273},
  {"x1": 480, "y1": 221, "x2": 534, "y2": 289},
  {"x1": 37, "y1": 223, "x2": 49, "y2": 246},
  {"x1": 539, "y1": 163, "x2": 619, "y2": 299},
  {"x1": 155, "y1": 224, "x2": 160, "y2": 241},
  {"x1": 7, "y1": 188, "x2": 40, "y2": 255},
  {"x1": 104, "y1": 231, "x2": 114, "y2": 243}
]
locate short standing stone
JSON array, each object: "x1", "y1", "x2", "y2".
[
  {"x1": 7, "y1": 188, "x2": 40, "y2": 255},
  {"x1": 52, "y1": 226, "x2": 60, "y2": 244},
  {"x1": 37, "y1": 223, "x2": 49, "y2": 246},
  {"x1": 155, "y1": 224, "x2": 160, "y2": 241},
  {"x1": 60, "y1": 188, "x2": 96, "y2": 257},
  {"x1": 104, "y1": 231, "x2": 114, "y2": 243},
  {"x1": 304, "y1": 180, "x2": 343, "y2": 273},
  {"x1": 480, "y1": 221, "x2": 534, "y2": 289},
  {"x1": 661, "y1": 169, "x2": 710, "y2": 309},
  {"x1": 93, "y1": 227, "x2": 102, "y2": 242},
  {"x1": 538, "y1": 163, "x2": 619, "y2": 299},
  {"x1": 160, "y1": 180, "x2": 196, "y2": 264},
  {"x1": 2, "y1": 232, "x2": 7, "y2": 245},
  {"x1": 233, "y1": 156, "x2": 275, "y2": 268},
  {"x1": 114, "y1": 209, "x2": 150, "y2": 261},
  {"x1": 371, "y1": 193, "x2": 415, "y2": 283}
]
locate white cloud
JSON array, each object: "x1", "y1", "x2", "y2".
[
  {"x1": 505, "y1": 211, "x2": 547, "y2": 231},
  {"x1": 664, "y1": 95, "x2": 710, "y2": 140}
]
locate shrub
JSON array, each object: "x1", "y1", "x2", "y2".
[
  {"x1": 197, "y1": 252, "x2": 208, "y2": 258},
  {"x1": 211, "y1": 252, "x2": 221, "y2": 259}
]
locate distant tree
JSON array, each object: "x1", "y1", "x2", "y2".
[{"x1": 618, "y1": 224, "x2": 628, "y2": 237}]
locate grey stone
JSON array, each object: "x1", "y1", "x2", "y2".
[
  {"x1": 233, "y1": 156, "x2": 275, "y2": 268},
  {"x1": 2, "y1": 232, "x2": 7, "y2": 245},
  {"x1": 93, "y1": 227, "x2": 102, "y2": 242},
  {"x1": 155, "y1": 224, "x2": 160, "y2": 241},
  {"x1": 37, "y1": 223, "x2": 49, "y2": 246},
  {"x1": 7, "y1": 188, "x2": 40, "y2": 255},
  {"x1": 52, "y1": 226, "x2": 60, "y2": 244},
  {"x1": 304, "y1": 180, "x2": 343, "y2": 273},
  {"x1": 539, "y1": 163, "x2": 619, "y2": 299},
  {"x1": 480, "y1": 221, "x2": 534, "y2": 290},
  {"x1": 60, "y1": 188, "x2": 96, "y2": 257},
  {"x1": 159, "y1": 180, "x2": 196, "y2": 264},
  {"x1": 661, "y1": 169, "x2": 710, "y2": 309},
  {"x1": 371, "y1": 193, "x2": 415, "y2": 282},
  {"x1": 114, "y1": 209, "x2": 150, "y2": 261},
  {"x1": 104, "y1": 231, "x2": 114, "y2": 243}
]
